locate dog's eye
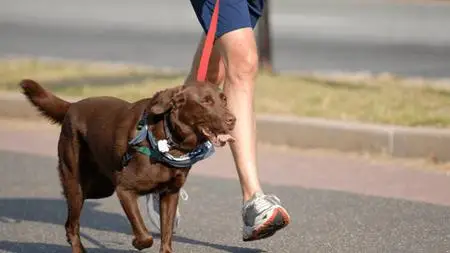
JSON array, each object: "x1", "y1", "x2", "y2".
[
  {"x1": 201, "y1": 95, "x2": 214, "y2": 105},
  {"x1": 219, "y1": 93, "x2": 227, "y2": 105}
]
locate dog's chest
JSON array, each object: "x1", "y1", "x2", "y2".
[{"x1": 120, "y1": 158, "x2": 188, "y2": 195}]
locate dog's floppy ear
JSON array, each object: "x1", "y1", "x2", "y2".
[{"x1": 148, "y1": 86, "x2": 186, "y2": 115}]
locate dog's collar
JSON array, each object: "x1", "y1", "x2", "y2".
[
  {"x1": 162, "y1": 112, "x2": 181, "y2": 150},
  {"x1": 121, "y1": 110, "x2": 215, "y2": 169}
]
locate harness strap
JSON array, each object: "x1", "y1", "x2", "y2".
[
  {"x1": 163, "y1": 113, "x2": 177, "y2": 146},
  {"x1": 135, "y1": 146, "x2": 154, "y2": 157},
  {"x1": 121, "y1": 111, "x2": 215, "y2": 169}
]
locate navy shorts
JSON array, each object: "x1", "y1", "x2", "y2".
[{"x1": 190, "y1": 0, "x2": 265, "y2": 38}]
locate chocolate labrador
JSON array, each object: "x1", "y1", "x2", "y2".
[{"x1": 19, "y1": 79, "x2": 236, "y2": 253}]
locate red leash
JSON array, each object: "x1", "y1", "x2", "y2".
[{"x1": 196, "y1": 0, "x2": 220, "y2": 82}]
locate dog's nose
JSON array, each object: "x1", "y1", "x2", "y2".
[{"x1": 225, "y1": 115, "x2": 236, "y2": 128}]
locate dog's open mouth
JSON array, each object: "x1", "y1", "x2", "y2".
[{"x1": 201, "y1": 128, "x2": 235, "y2": 147}]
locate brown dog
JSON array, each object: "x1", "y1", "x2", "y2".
[{"x1": 20, "y1": 79, "x2": 236, "y2": 253}]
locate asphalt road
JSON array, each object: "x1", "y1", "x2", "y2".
[
  {"x1": 1, "y1": 119, "x2": 450, "y2": 252},
  {"x1": 1, "y1": 150, "x2": 450, "y2": 253},
  {"x1": 1, "y1": 0, "x2": 450, "y2": 77}
]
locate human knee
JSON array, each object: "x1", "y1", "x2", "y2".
[
  {"x1": 223, "y1": 40, "x2": 259, "y2": 84},
  {"x1": 228, "y1": 52, "x2": 258, "y2": 85}
]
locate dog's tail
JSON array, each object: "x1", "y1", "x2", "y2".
[{"x1": 20, "y1": 79, "x2": 71, "y2": 125}]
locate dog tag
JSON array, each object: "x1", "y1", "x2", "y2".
[{"x1": 157, "y1": 139, "x2": 170, "y2": 153}]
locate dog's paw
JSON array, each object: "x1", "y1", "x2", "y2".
[
  {"x1": 159, "y1": 247, "x2": 173, "y2": 253},
  {"x1": 132, "y1": 236, "x2": 154, "y2": 250}
]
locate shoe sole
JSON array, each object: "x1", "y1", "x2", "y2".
[{"x1": 243, "y1": 207, "x2": 291, "y2": 242}]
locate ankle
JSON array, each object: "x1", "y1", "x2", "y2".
[{"x1": 243, "y1": 189, "x2": 263, "y2": 203}]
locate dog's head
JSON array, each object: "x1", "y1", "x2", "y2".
[{"x1": 147, "y1": 81, "x2": 236, "y2": 147}]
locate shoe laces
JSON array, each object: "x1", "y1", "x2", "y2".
[
  {"x1": 246, "y1": 193, "x2": 281, "y2": 213},
  {"x1": 256, "y1": 194, "x2": 280, "y2": 211}
]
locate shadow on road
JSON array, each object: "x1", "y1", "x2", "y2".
[
  {"x1": 0, "y1": 241, "x2": 133, "y2": 253},
  {"x1": 0, "y1": 197, "x2": 264, "y2": 253}
]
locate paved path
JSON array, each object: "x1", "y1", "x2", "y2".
[
  {"x1": 0, "y1": 119, "x2": 450, "y2": 252},
  {"x1": 1, "y1": 0, "x2": 450, "y2": 77}
]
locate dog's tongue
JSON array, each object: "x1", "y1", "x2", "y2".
[
  {"x1": 201, "y1": 129, "x2": 235, "y2": 147},
  {"x1": 212, "y1": 134, "x2": 235, "y2": 147}
]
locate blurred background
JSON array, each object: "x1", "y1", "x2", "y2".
[
  {"x1": 1, "y1": 0, "x2": 450, "y2": 78},
  {"x1": 2, "y1": 1, "x2": 450, "y2": 253}
]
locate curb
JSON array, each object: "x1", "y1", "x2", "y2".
[
  {"x1": 2, "y1": 93, "x2": 450, "y2": 162},
  {"x1": 256, "y1": 115, "x2": 450, "y2": 162}
]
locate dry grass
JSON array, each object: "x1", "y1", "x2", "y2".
[
  {"x1": 2, "y1": 57, "x2": 450, "y2": 128},
  {"x1": 0, "y1": 58, "x2": 151, "y2": 88}
]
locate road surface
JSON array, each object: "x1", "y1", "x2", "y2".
[
  {"x1": 0, "y1": 119, "x2": 450, "y2": 252},
  {"x1": 1, "y1": 0, "x2": 450, "y2": 77}
]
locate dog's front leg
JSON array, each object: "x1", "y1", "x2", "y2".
[
  {"x1": 116, "y1": 187, "x2": 154, "y2": 250},
  {"x1": 159, "y1": 190, "x2": 180, "y2": 253}
]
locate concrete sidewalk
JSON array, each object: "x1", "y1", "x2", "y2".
[{"x1": 1, "y1": 91, "x2": 450, "y2": 162}]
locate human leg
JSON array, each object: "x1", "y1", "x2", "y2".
[
  {"x1": 188, "y1": 0, "x2": 266, "y2": 201},
  {"x1": 217, "y1": 28, "x2": 262, "y2": 200},
  {"x1": 189, "y1": 0, "x2": 290, "y2": 241},
  {"x1": 148, "y1": 0, "x2": 290, "y2": 240},
  {"x1": 216, "y1": 25, "x2": 290, "y2": 241},
  {"x1": 191, "y1": 0, "x2": 290, "y2": 241}
]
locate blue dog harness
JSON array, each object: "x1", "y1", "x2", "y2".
[{"x1": 121, "y1": 111, "x2": 215, "y2": 169}]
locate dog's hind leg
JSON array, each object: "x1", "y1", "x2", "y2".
[
  {"x1": 58, "y1": 129, "x2": 86, "y2": 253},
  {"x1": 116, "y1": 187, "x2": 154, "y2": 250}
]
